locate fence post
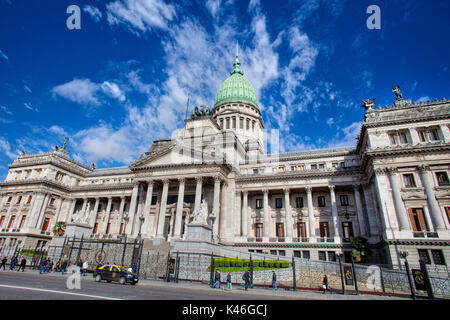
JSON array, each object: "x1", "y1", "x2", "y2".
[
  {"x1": 249, "y1": 254, "x2": 253, "y2": 288},
  {"x1": 351, "y1": 256, "x2": 359, "y2": 295},
  {"x1": 164, "y1": 251, "x2": 171, "y2": 282},
  {"x1": 420, "y1": 260, "x2": 435, "y2": 300},
  {"x1": 338, "y1": 254, "x2": 345, "y2": 294},
  {"x1": 292, "y1": 256, "x2": 296, "y2": 291},
  {"x1": 76, "y1": 234, "x2": 84, "y2": 264},
  {"x1": 175, "y1": 251, "x2": 180, "y2": 283},
  {"x1": 404, "y1": 258, "x2": 416, "y2": 300},
  {"x1": 31, "y1": 241, "x2": 39, "y2": 270},
  {"x1": 136, "y1": 239, "x2": 144, "y2": 277},
  {"x1": 209, "y1": 252, "x2": 214, "y2": 287},
  {"x1": 379, "y1": 266, "x2": 386, "y2": 295},
  {"x1": 121, "y1": 235, "x2": 127, "y2": 266}
]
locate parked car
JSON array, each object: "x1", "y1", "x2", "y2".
[{"x1": 93, "y1": 264, "x2": 138, "y2": 285}]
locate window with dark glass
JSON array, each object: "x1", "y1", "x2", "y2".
[
  {"x1": 429, "y1": 128, "x2": 439, "y2": 141},
  {"x1": 319, "y1": 222, "x2": 330, "y2": 238},
  {"x1": 41, "y1": 218, "x2": 50, "y2": 232},
  {"x1": 446, "y1": 207, "x2": 450, "y2": 225},
  {"x1": 270, "y1": 250, "x2": 277, "y2": 255},
  {"x1": 431, "y1": 250, "x2": 446, "y2": 266},
  {"x1": 311, "y1": 164, "x2": 317, "y2": 170},
  {"x1": 27, "y1": 196, "x2": 32, "y2": 204},
  {"x1": 418, "y1": 249, "x2": 431, "y2": 264},
  {"x1": 297, "y1": 222, "x2": 306, "y2": 238},
  {"x1": 403, "y1": 174, "x2": 416, "y2": 187},
  {"x1": 318, "y1": 251, "x2": 326, "y2": 261},
  {"x1": 302, "y1": 251, "x2": 310, "y2": 259},
  {"x1": 93, "y1": 223, "x2": 98, "y2": 234},
  {"x1": 296, "y1": 197, "x2": 303, "y2": 208},
  {"x1": 7, "y1": 216, "x2": 15, "y2": 229},
  {"x1": 253, "y1": 168, "x2": 259, "y2": 174},
  {"x1": 240, "y1": 118, "x2": 243, "y2": 129},
  {"x1": 0, "y1": 216, "x2": 5, "y2": 227},
  {"x1": 256, "y1": 199, "x2": 263, "y2": 209},
  {"x1": 340, "y1": 195, "x2": 349, "y2": 206},
  {"x1": 16, "y1": 196, "x2": 22, "y2": 204},
  {"x1": 436, "y1": 172, "x2": 450, "y2": 186},
  {"x1": 319, "y1": 163, "x2": 325, "y2": 169},
  {"x1": 409, "y1": 208, "x2": 428, "y2": 232},
  {"x1": 232, "y1": 117, "x2": 236, "y2": 129},
  {"x1": 328, "y1": 251, "x2": 336, "y2": 262},
  {"x1": 226, "y1": 118, "x2": 230, "y2": 129},
  {"x1": 294, "y1": 251, "x2": 301, "y2": 258},
  {"x1": 399, "y1": 131, "x2": 408, "y2": 144},
  {"x1": 275, "y1": 198, "x2": 283, "y2": 208},
  {"x1": 7, "y1": 197, "x2": 12, "y2": 203},
  {"x1": 18, "y1": 216, "x2": 26, "y2": 229},
  {"x1": 418, "y1": 129, "x2": 427, "y2": 142},
  {"x1": 318, "y1": 196, "x2": 326, "y2": 207},
  {"x1": 389, "y1": 133, "x2": 398, "y2": 145}
]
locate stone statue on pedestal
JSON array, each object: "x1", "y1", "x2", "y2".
[{"x1": 191, "y1": 199, "x2": 209, "y2": 224}]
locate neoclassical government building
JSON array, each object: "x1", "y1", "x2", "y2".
[{"x1": 1, "y1": 56, "x2": 449, "y2": 268}]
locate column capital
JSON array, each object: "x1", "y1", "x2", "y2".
[
  {"x1": 328, "y1": 185, "x2": 335, "y2": 192},
  {"x1": 262, "y1": 188, "x2": 269, "y2": 195},
  {"x1": 213, "y1": 175, "x2": 222, "y2": 183},
  {"x1": 352, "y1": 183, "x2": 361, "y2": 190},
  {"x1": 162, "y1": 178, "x2": 170, "y2": 185},
  {"x1": 283, "y1": 187, "x2": 290, "y2": 194},
  {"x1": 195, "y1": 176, "x2": 203, "y2": 183},
  {"x1": 178, "y1": 177, "x2": 185, "y2": 184},
  {"x1": 242, "y1": 190, "x2": 248, "y2": 196},
  {"x1": 147, "y1": 179, "x2": 154, "y2": 186},
  {"x1": 386, "y1": 167, "x2": 398, "y2": 175},
  {"x1": 417, "y1": 164, "x2": 431, "y2": 172},
  {"x1": 305, "y1": 186, "x2": 312, "y2": 193}
]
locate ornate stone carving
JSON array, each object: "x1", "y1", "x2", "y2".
[{"x1": 191, "y1": 199, "x2": 209, "y2": 224}]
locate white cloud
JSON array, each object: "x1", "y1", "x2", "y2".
[
  {"x1": 327, "y1": 121, "x2": 361, "y2": 147},
  {"x1": 0, "y1": 49, "x2": 8, "y2": 61},
  {"x1": 206, "y1": 0, "x2": 221, "y2": 17},
  {"x1": 417, "y1": 96, "x2": 430, "y2": 103},
  {"x1": 0, "y1": 137, "x2": 17, "y2": 159},
  {"x1": 100, "y1": 81, "x2": 126, "y2": 102},
  {"x1": 52, "y1": 78, "x2": 101, "y2": 106},
  {"x1": 0, "y1": 106, "x2": 12, "y2": 115},
  {"x1": 84, "y1": 5, "x2": 102, "y2": 22},
  {"x1": 106, "y1": 0, "x2": 177, "y2": 36},
  {"x1": 23, "y1": 85, "x2": 32, "y2": 93},
  {"x1": 326, "y1": 117, "x2": 334, "y2": 126}
]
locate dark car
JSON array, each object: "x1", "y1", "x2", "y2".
[{"x1": 93, "y1": 264, "x2": 138, "y2": 285}]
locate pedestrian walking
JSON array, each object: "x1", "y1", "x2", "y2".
[
  {"x1": 322, "y1": 274, "x2": 331, "y2": 294},
  {"x1": 212, "y1": 269, "x2": 221, "y2": 288},
  {"x1": 10, "y1": 256, "x2": 17, "y2": 270},
  {"x1": 61, "y1": 260, "x2": 67, "y2": 275},
  {"x1": 242, "y1": 270, "x2": 250, "y2": 291},
  {"x1": 272, "y1": 271, "x2": 278, "y2": 290},
  {"x1": 82, "y1": 261, "x2": 88, "y2": 276},
  {"x1": 39, "y1": 259, "x2": 46, "y2": 274},
  {"x1": 131, "y1": 263, "x2": 137, "y2": 274},
  {"x1": 76, "y1": 259, "x2": 82, "y2": 274},
  {"x1": 1, "y1": 257, "x2": 7, "y2": 270},
  {"x1": 17, "y1": 258, "x2": 26, "y2": 272},
  {"x1": 223, "y1": 272, "x2": 232, "y2": 291}
]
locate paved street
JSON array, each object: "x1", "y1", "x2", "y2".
[{"x1": 0, "y1": 269, "x2": 410, "y2": 300}]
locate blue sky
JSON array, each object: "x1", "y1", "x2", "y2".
[{"x1": 0, "y1": 0, "x2": 449, "y2": 179}]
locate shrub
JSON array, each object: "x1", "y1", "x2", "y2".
[
  {"x1": 281, "y1": 260, "x2": 290, "y2": 268},
  {"x1": 214, "y1": 258, "x2": 223, "y2": 267},
  {"x1": 236, "y1": 260, "x2": 244, "y2": 268},
  {"x1": 224, "y1": 259, "x2": 231, "y2": 267},
  {"x1": 273, "y1": 261, "x2": 281, "y2": 268},
  {"x1": 243, "y1": 259, "x2": 249, "y2": 267}
]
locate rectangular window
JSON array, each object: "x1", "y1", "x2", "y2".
[
  {"x1": 296, "y1": 197, "x2": 303, "y2": 208},
  {"x1": 279, "y1": 250, "x2": 286, "y2": 256},
  {"x1": 340, "y1": 195, "x2": 349, "y2": 206},
  {"x1": 276, "y1": 223, "x2": 284, "y2": 238},
  {"x1": 232, "y1": 117, "x2": 236, "y2": 129},
  {"x1": 318, "y1": 196, "x2": 326, "y2": 207},
  {"x1": 302, "y1": 251, "x2": 310, "y2": 259},
  {"x1": 255, "y1": 223, "x2": 263, "y2": 239},
  {"x1": 0, "y1": 216, "x2": 5, "y2": 227},
  {"x1": 446, "y1": 207, "x2": 450, "y2": 225},
  {"x1": 41, "y1": 218, "x2": 50, "y2": 232},
  {"x1": 298, "y1": 165, "x2": 304, "y2": 171},
  {"x1": 16, "y1": 196, "x2": 22, "y2": 204},
  {"x1": 27, "y1": 196, "x2": 32, "y2": 204},
  {"x1": 93, "y1": 223, "x2": 98, "y2": 234},
  {"x1": 399, "y1": 131, "x2": 408, "y2": 144},
  {"x1": 256, "y1": 199, "x2": 263, "y2": 209},
  {"x1": 18, "y1": 216, "x2": 26, "y2": 229},
  {"x1": 278, "y1": 166, "x2": 285, "y2": 173},
  {"x1": 119, "y1": 223, "x2": 124, "y2": 235},
  {"x1": 403, "y1": 174, "x2": 416, "y2": 187},
  {"x1": 342, "y1": 221, "x2": 354, "y2": 240},
  {"x1": 240, "y1": 118, "x2": 243, "y2": 129},
  {"x1": 275, "y1": 198, "x2": 283, "y2": 209},
  {"x1": 294, "y1": 251, "x2": 301, "y2": 258},
  {"x1": 220, "y1": 118, "x2": 224, "y2": 129},
  {"x1": 418, "y1": 129, "x2": 427, "y2": 142},
  {"x1": 328, "y1": 251, "x2": 336, "y2": 262},
  {"x1": 226, "y1": 118, "x2": 230, "y2": 129},
  {"x1": 106, "y1": 223, "x2": 111, "y2": 234},
  {"x1": 49, "y1": 198, "x2": 55, "y2": 206},
  {"x1": 7, "y1": 197, "x2": 12, "y2": 203},
  {"x1": 311, "y1": 164, "x2": 317, "y2": 170},
  {"x1": 436, "y1": 172, "x2": 450, "y2": 186},
  {"x1": 431, "y1": 250, "x2": 446, "y2": 266},
  {"x1": 297, "y1": 222, "x2": 306, "y2": 238},
  {"x1": 429, "y1": 128, "x2": 439, "y2": 141},
  {"x1": 270, "y1": 250, "x2": 277, "y2": 255},
  {"x1": 389, "y1": 133, "x2": 398, "y2": 145},
  {"x1": 246, "y1": 119, "x2": 250, "y2": 130},
  {"x1": 319, "y1": 163, "x2": 325, "y2": 169},
  {"x1": 409, "y1": 208, "x2": 429, "y2": 232},
  {"x1": 318, "y1": 251, "x2": 327, "y2": 261},
  {"x1": 7, "y1": 216, "x2": 15, "y2": 229},
  {"x1": 418, "y1": 249, "x2": 431, "y2": 264},
  {"x1": 253, "y1": 168, "x2": 259, "y2": 174},
  {"x1": 319, "y1": 222, "x2": 330, "y2": 238}
]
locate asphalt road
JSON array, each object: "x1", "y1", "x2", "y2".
[{"x1": 0, "y1": 271, "x2": 297, "y2": 300}]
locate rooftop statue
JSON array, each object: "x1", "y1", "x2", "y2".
[
  {"x1": 19, "y1": 150, "x2": 27, "y2": 157},
  {"x1": 392, "y1": 85, "x2": 403, "y2": 101},
  {"x1": 361, "y1": 98, "x2": 376, "y2": 110},
  {"x1": 52, "y1": 137, "x2": 70, "y2": 154},
  {"x1": 190, "y1": 105, "x2": 212, "y2": 119}
]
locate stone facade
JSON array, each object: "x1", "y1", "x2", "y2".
[{"x1": 0, "y1": 67, "x2": 449, "y2": 270}]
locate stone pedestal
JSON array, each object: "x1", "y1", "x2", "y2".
[
  {"x1": 185, "y1": 222, "x2": 213, "y2": 242},
  {"x1": 65, "y1": 222, "x2": 93, "y2": 238}
]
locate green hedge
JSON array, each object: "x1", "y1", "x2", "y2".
[
  {"x1": 211, "y1": 258, "x2": 290, "y2": 270},
  {"x1": 19, "y1": 249, "x2": 47, "y2": 258}
]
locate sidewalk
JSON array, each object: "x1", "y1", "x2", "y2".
[{"x1": 0, "y1": 269, "x2": 410, "y2": 300}]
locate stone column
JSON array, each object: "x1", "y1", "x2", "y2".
[
  {"x1": 115, "y1": 196, "x2": 125, "y2": 234},
  {"x1": 242, "y1": 191, "x2": 248, "y2": 238},
  {"x1": 36, "y1": 194, "x2": 51, "y2": 230},
  {"x1": 54, "y1": 197, "x2": 65, "y2": 222},
  {"x1": 306, "y1": 187, "x2": 316, "y2": 239},
  {"x1": 103, "y1": 197, "x2": 113, "y2": 234},
  {"x1": 80, "y1": 198, "x2": 87, "y2": 219},
  {"x1": 373, "y1": 169, "x2": 394, "y2": 238},
  {"x1": 283, "y1": 188, "x2": 292, "y2": 240},
  {"x1": 387, "y1": 168, "x2": 410, "y2": 231},
  {"x1": 418, "y1": 165, "x2": 446, "y2": 231},
  {"x1": 263, "y1": 189, "x2": 270, "y2": 239},
  {"x1": 66, "y1": 198, "x2": 77, "y2": 223},
  {"x1": 156, "y1": 179, "x2": 169, "y2": 238},
  {"x1": 194, "y1": 176, "x2": 203, "y2": 211},
  {"x1": 126, "y1": 183, "x2": 140, "y2": 235},
  {"x1": 329, "y1": 185, "x2": 339, "y2": 239},
  {"x1": 91, "y1": 197, "x2": 100, "y2": 227},
  {"x1": 141, "y1": 181, "x2": 154, "y2": 236},
  {"x1": 212, "y1": 176, "x2": 221, "y2": 240},
  {"x1": 353, "y1": 184, "x2": 368, "y2": 237},
  {"x1": 174, "y1": 178, "x2": 185, "y2": 238}
]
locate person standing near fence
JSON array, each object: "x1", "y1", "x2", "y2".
[
  {"x1": 322, "y1": 274, "x2": 330, "y2": 294},
  {"x1": 9, "y1": 256, "x2": 17, "y2": 270},
  {"x1": 212, "y1": 269, "x2": 221, "y2": 288},
  {"x1": 39, "y1": 259, "x2": 46, "y2": 274},
  {"x1": 17, "y1": 258, "x2": 26, "y2": 272},
  {"x1": 61, "y1": 260, "x2": 67, "y2": 275},
  {"x1": 223, "y1": 272, "x2": 232, "y2": 291},
  {"x1": 271, "y1": 271, "x2": 278, "y2": 290},
  {"x1": 243, "y1": 270, "x2": 250, "y2": 291},
  {"x1": 82, "y1": 261, "x2": 88, "y2": 276},
  {"x1": 1, "y1": 257, "x2": 6, "y2": 270}
]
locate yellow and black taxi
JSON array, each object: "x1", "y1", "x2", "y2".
[{"x1": 93, "y1": 264, "x2": 138, "y2": 285}]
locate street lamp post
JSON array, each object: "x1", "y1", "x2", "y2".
[
  {"x1": 400, "y1": 251, "x2": 416, "y2": 300},
  {"x1": 337, "y1": 253, "x2": 345, "y2": 294}
]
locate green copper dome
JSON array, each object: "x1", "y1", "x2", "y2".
[{"x1": 214, "y1": 56, "x2": 259, "y2": 109}]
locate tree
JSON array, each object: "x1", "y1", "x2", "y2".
[
  {"x1": 52, "y1": 221, "x2": 66, "y2": 236},
  {"x1": 350, "y1": 236, "x2": 372, "y2": 263}
]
